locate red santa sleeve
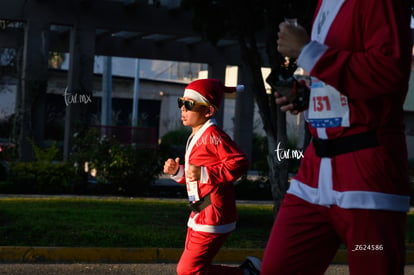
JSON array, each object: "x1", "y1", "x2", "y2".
[
  {"x1": 202, "y1": 133, "x2": 250, "y2": 185},
  {"x1": 298, "y1": 0, "x2": 411, "y2": 100}
]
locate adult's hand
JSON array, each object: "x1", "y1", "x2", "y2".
[{"x1": 277, "y1": 22, "x2": 310, "y2": 58}]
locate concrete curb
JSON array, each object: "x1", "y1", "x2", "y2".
[{"x1": 0, "y1": 246, "x2": 413, "y2": 264}]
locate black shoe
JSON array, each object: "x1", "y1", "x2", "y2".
[{"x1": 240, "y1": 256, "x2": 261, "y2": 275}]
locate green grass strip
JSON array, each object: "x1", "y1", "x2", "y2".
[
  {"x1": 0, "y1": 197, "x2": 273, "y2": 248},
  {"x1": 0, "y1": 197, "x2": 412, "y2": 249}
]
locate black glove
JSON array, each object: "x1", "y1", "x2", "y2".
[{"x1": 266, "y1": 75, "x2": 310, "y2": 112}]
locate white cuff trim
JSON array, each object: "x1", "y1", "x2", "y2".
[
  {"x1": 297, "y1": 40, "x2": 328, "y2": 73},
  {"x1": 200, "y1": 166, "x2": 209, "y2": 184},
  {"x1": 170, "y1": 165, "x2": 184, "y2": 181}
]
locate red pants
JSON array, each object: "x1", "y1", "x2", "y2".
[
  {"x1": 261, "y1": 194, "x2": 407, "y2": 275},
  {"x1": 176, "y1": 227, "x2": 243, "y2": 275}
]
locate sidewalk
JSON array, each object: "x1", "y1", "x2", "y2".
[{"x1": 1, "y1": 244, "x2": 414, "y2": 263}]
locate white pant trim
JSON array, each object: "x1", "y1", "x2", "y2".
[{"x1": 187, "y1": 215, "x2": 236, "y2": 234}]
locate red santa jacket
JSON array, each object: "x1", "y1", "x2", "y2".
[
  {"x1": 291, "y1": 0, "x2": 411, "y2": 211},
  {"x1": 172, "y1": 119, "x2": 249, "y2": 233}
]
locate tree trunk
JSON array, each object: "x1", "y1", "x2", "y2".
[
  {"x1": 269, "y1": 109, "x2": 290, "y2": 215},
  {"x1": 238, "y1": 34, "x2": 291, "y2": 217}
]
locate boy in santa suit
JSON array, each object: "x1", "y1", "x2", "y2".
[
  {"x1": 261, "y1": 0, "x2": 412, "y2": 274},
  {"x1": 163, "y1": 78, "x2": 261, "y2": 275}
]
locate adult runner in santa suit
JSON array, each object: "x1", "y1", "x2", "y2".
[
  {"x1": 261, "y1": 0, "x2": 412, "y2": 274},
  {"x1": 164, "y1": 79, "x2": 261, "y2": 275}
]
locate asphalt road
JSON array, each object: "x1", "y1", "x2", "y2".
[{"x1": 0, "y1": 264, "x2": 414, "y2": 275}]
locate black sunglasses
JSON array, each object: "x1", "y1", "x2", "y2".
[{"x1": 177, "y1": 97, "x2": 210, "y2": 110}]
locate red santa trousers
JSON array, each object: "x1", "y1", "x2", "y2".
[
  {"x1": 261, "y1": 194, "x2": 407, "y2": 275},
  {"x1": 176, "y1": 227, "x2": 244, "y2": 275}
]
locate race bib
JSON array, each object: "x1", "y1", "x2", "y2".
[
  {"x1": 307, "y1": 77, "x2": 350, "y2": 128},
  {"x1": 186, "y1": 180, "x2": 200, "y2": 202}
]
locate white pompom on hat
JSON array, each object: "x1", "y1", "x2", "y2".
[{"x1": 184, "y1": 78, "x2": 244, "y2": 109}]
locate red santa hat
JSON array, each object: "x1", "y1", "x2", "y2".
[{"x1": 184, "y1": 78, "x2": 244, "y2": 109}]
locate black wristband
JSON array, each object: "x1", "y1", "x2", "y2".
[{"x1": 173, "y1": 167, "x2": 180, "y2": 176}]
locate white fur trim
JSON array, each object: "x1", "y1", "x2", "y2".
[
  {"x1": 184, "y1": 89, "x2": 209, "y2": 103},
  {"x1": 188, "y1": 215, "x2": 237, "y2": 234},
  {"x1": 200, "y1": 166, "x2": 209, "y2": 184},
  {"x1": 170, "y1": 165, "x2": 184, "y2": 181}
]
